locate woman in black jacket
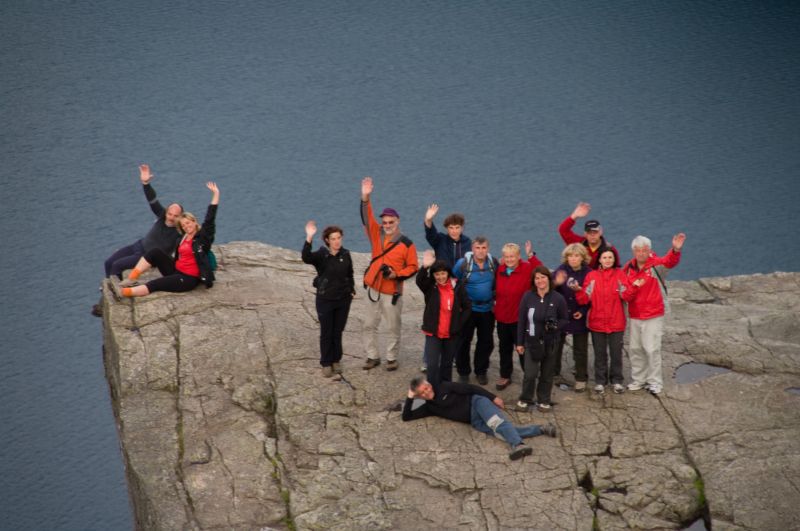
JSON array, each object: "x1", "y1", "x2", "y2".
[
  {"x1": 116, "y1": 182, "x2": 219, "y2": 297},
  {"x1": 302, "y1": 220, "x2": 355, "y2": 381},
  {"x1": 416, "y1": 250, "x2": 471, "y2": 387}
]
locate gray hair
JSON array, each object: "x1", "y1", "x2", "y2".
[{"x1": 631, "y1": 235, "x2": 652, "y2": 250}]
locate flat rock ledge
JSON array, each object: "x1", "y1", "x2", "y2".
[{"x1": 102, "y1": 242, "x2": 800, "y2": 530}]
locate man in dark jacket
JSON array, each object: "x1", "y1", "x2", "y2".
[
  {"x1": 402, "y1": 377, "x2": 556, "y2": 460},
  {"x1": 557, "y1": 201, "x2": 620, "y2": 269},
  {"x1": 424, "y1": 203, "x2": 471, "y2": 269}
]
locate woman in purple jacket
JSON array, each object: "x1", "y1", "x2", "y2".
[{"x1": 551, "y1": 244, "x2": 592, "y2": 392}]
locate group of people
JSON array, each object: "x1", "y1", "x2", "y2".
[
  {"x1": 100, "y1": 169, "x2": 685, "y2": 461},
  {"x1": 94, "y1": 164, "x2": 220, "y2": 315}
]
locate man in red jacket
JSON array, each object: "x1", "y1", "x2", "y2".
[
  {"x1": 623, "y1": 233, "x2": 687, "y2": 395},
  {"x1": 360, "y1": 177, "x2": 419, "y2": 371},
  {"x1": 558, "y1": 201, "x2": 620, "y2": 269}
]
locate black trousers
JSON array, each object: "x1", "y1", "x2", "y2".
[
  {"x1": 425, "y1": 335, "x2": 457, "y2": 387},
  {"x1": 143, "y1": 249, "x2": 200, "y2": 294},
  {"x1": 554, "y1": 332, "x2": 590, "y2": 382},
  {"x1": 519, "y1": 337, "x2": 557, "y2": 405},
  {"x1": 316, "y1": 296, "x2": 351, "y2": 367},
  {"x1": 592, "y1": 331, "x2": 624, "y2": 385},
  {"x1": 496, "y1": 321, "x2": 524, "y2": 379},
  {"x1": 456, "y1": 311, "x2": 495, "y2": 376}
]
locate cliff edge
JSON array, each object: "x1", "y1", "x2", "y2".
[{"x1": 102, "y1": 242, "x2": 800, "y2": 530}]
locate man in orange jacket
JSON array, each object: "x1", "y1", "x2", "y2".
[{"x1": 360, "y1": 177, "x2": 419, "y2": 371}]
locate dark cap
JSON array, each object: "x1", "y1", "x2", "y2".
[
  {"x1": 584, "y1": 220, "x2": 602, "y2": 232},
  {"x1": 380, "y1": 207, "x2": 400, "y2": 218}
]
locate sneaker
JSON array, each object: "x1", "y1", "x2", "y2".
[
  {"x1": 541, "y1": 422, "x2": 557, "y2": 438},
  {"x1": 612, "y1": 384, "x2": 625, "y2": 394},
  {"x1": 593, "y1": 384, "x2": 605, "y2": 394},
  {"x1": 574, "y1": 381, "x2": 587, "y2": 393},
  {"x1": 458, "y1": 374, "x2": 469, "y2": 384},
  {"x1": 537, "y1": 403, "x2": 552, "y2": 412},
  {"x1": 331, "y1": 373, "x2": 342, "y2": 381},
  {"x1": 627, "y1": 382, "x2": 646, "y2": 391},
  {"x1": 495, "y1": 378, "x2": 511, "y2": 391},
  {"x1": 332, "y1": 362, "x2": 342, "y2": 374},
  {"x1": 648, "y1": 384, "x2": 662, "y2": 395},
  {"x1": 91, "y1": 304, "x2": 103, "y2": 317},
  {"x1": 420, "y1": 365, "x2": 427, "y2": 373},
  {"x1": 119, "y1": 278, "x2": 140, "y2": 288},
  {"x1": 386, "y1": 360, "x2": 399, "y2": 371},
  {"x1": 515, "y1": 400, "x2": 530, "y2": 412},
  {"x1": 362, "y1": 358, "x2": 381, "y2": 370},
  {"x1": 509, "y1": 444, "x2": 533, "y2": 461},
  {"x1": 321, "y1": 366, "x2": 333, "y2": 378},
  {"x1": 477, "y1": 374, "x2": 488, "y2": 385}
]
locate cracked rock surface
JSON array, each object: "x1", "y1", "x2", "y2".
[{"x1": 102, "y1": 242, "x2": 800, "y2": 530}]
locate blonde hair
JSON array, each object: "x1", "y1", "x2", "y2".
[
  {"x1": 176, "y1": 212, "x2": 201, "y2": 235},
  {"x1": 501, "y1": 243, "x2": 520, "y2": 256},
  {"x1": 561, "y1": 243, "x2": 590, "y2": 265}
]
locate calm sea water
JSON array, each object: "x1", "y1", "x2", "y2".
[{"x1": 1, "y1": 1, "x2": 798, "y2": 528}]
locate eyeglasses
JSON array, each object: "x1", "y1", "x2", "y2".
[{"x1": 381, "y1": 220, "x2": 397, "y2": 225}]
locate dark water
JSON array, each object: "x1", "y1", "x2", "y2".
[
  {"x1": 674, "y1": 362, "x2": 731, "y2": 384},
  {"x1": 1, "y1": 1, "x2": 798, "y2": 528}
]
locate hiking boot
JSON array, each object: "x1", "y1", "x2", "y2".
[
  {"x1": 537, "y1": 403, "x2": 551, "y2": 412},
  {"x1": 541, "y1": 422, "x2": 557, "y2": 438},
  {"x1": 458, "y1": 374, "x2": 469, "y2": 384},
  {"x1": 495, "y1": 378, "x2": 510, "y2": 391},
  {"x1": 612, "y1": 384, "x2": 625, "y2": 394},
  {"x1": 386, "y1": 360, "x2": 399, "y2": 371},
  {"x1": 574, "y1": 381, "x2": 587, "y2": 393},
  {"x1": 321, "y1": 366, "x2": 333, "y2": 378},
  {"x1": 593, "y1": 384, "x2": 605, "y2": 394},
  {"x1": 627, "y1": 382, "x2": 646, "y2": 391},
  {"x1": 363, "y1": 358, "x2": 381, "y2": 370},
  {"x1": 91, "y1": 304, "x2": 103, "y2": 317},
  {"x1": 515, "y1": 400, "x2": 530, "y2": 412},
  {"x1": 509, "y1": 444, "x2": 533, "y2": 461},
  {"x1": 476, "y1": 374, "x2": 488, "y2": 385},
  {"x1": 332, "y1": 362, "x2": 342, "y2": 374}
]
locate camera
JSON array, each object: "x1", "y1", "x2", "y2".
[
  {"x1": 544, "y1": 318, "x2": 559, "y2": 332},
  {"x1": 380, "y1": 264, "x2": 393, "y2": 278}
]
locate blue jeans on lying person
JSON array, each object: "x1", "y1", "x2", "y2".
[{"x1": 469, "y1": 395, "x2": 545, "y2": 449}]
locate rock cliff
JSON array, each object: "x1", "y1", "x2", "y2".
[{"x1": 102, "y1": 242, "x2": 800, "y2": 530}]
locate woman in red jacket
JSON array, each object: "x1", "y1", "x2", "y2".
[{"x1": 576, "y1": 250, "x2": 643, "y2": 394}]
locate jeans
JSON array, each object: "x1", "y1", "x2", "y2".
[
  {"x1": 316, "y1": 297, "x2": 351, "y2": 366},
  {"x1": 424, "y1": 335, "x2": 457, "y2": 387},
  {"x1": 104, "y1": 239, "x2": 145, "y2": 279},
  {"x1": 519, "y1": 338, "x2": 557, "y2": 405},
  {"x1": 456, "y1": 311, "x2": 495, "y2": 376},
  {"x1": 470, "y1": 395, "x2": 544, "y2": 448},
  {"x1": 496, "y1": 321, "x2": 524, "y2": 379},
  {"x1": 592, "y1": 331, "x2": 624, "y2": 385},
  {"x1": 554, "y1": 332, "x2": 589, "y2": 382}
]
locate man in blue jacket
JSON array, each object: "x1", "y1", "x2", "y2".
[
  {"x1": 423, "y1": 203, "x2": 471, "y2": 269},
  {"x1": 453, "y1": 237, "x2": 498, "y2": 385}
]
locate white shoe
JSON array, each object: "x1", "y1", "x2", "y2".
[
  {"x1": 593, "y1": 384, "x2": 605, "y2": 394},
  {"x1": 648, "y1": 384, "x2": 663, "y2": 395},
  {"x1": 627, "y1": 382, "x2": 646, "y2": 391},
  {"x1": 612, "y1": 384, "x2": 625, "y2": 394}
]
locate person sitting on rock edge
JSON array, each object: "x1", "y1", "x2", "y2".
[
  {"x1": 112, "y1": 182, "x2": 219, "y2": 298},
  {"x1": 402, "y1": 377, "x2": 557, "y2": 461}
]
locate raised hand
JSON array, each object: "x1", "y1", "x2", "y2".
[
  {"x1": 139, "y1": 164, "x2": 152, "y2": 184},
  {"x1": 305, "y1": 220, "x2": 317, "y2": 240},
  {"x1": 571, "y1": 202, "x2": 591, "y2": 219},
  {"x1": 422, "y1": 249, "x2": 436, "y2": 268},
  {"x1": 672, "y1": 232, "x2": 686, "y2": 251},
  {"x1": 424, "y1": 203, "x2": 439, "y2": 223},
  {"x1": 206, "y1": 181, "x2": 220, "y2": 204},
  {"x1": 554, "y1": 270, "x2": 567, "y2": 286},
  {"x1": 524, "y1": 240, "x2": 533, "y2": 258},
  {"x1": 361, "y1": 176, "x2": 373, "y2": 200}
]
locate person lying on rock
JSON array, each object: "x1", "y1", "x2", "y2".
[
  {"x1": 402, "y1": 376, "x2": 557, "y2": 461},
  {"x1": 112, "y1": 182, "x2": 219, "y2": 298}
]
